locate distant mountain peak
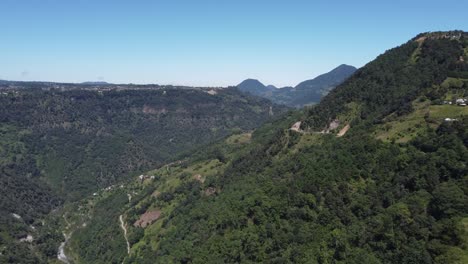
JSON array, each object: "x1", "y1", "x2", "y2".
[
  {"x1": 238, "y1": 78, "x2": 265, "y2": 86},
  {"x1": 295, "y1": 65, "x2": 357, "y2": 89},
  {"x1": 237, "y1": 79, "x2": 272, "y2": 95},
  {"x1": 335, "y1": 64, "x2": 357, "y2": 70},
  {"x1": 324, "y1": 64, "x2": 357, "y2": 75},
  {"x1": 236, "y1": 65, "x2": 357, "y2": 107}
]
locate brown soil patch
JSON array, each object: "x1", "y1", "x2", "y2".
[
  {"x1": 415, "y1": 36, "x2": 426, "y2": 44},
  {"x1": 290, "y1": 121, "x2": 302, "y2": 132},
  {"x1": 204, "y1": 187, "x2": 217, "y2": 196},
  {"x1": 337, "y1": 124, "x2": 350, "y2": 137},
  {"x1": 290, "y1": 121, "x2": 308, "y2": 134},
  {"x1": 134, "y1": 210, "x2": 161, "y2": 228},
  {"x1": 193, "y1": 174, "x2": 205, "y2": 183}
]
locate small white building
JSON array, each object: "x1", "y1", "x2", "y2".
[
  {"x1": 455, "y1": 98, "x2": 467, "y2": 106},
  {"x1": 12, "y1": 213, "x2": 22, "y2": 219},
  {"x1": 19, "y1": 235, "x2": 33, "y2": 243}
]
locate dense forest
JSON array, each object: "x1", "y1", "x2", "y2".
[
  {"x1": 127, "y1": 117, "x2": 467, "y2": 264},
  {"x1": 64, "y1": 31, "x2": 468, "y2": 264},
  {"x1": 0, "y1": 86, "x2": 287, "y2": 263}
]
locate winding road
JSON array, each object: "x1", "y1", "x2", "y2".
[
  {"x1": 119, "y1": 215, "x2": 131, "y2": 255},
  {"x1": 58, "y1": 233, "x2": 71, "y2": 264}
]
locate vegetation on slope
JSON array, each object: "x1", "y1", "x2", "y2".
[
  {"x1": 143, "y1": 120, "x2": 467, "y2": 264},
  {"x1": 0, "y1": 87, "x2": 286, "y2": 198},
  {"x1": 70, "y1": 31, "x2": 468, "y2": 264},
  {"x1": 303, "y1": 31, "x2": 468, "y2": 131},
  {"x1": 75, "y1": 112, "x2": 467, "y2": 264},
  {"x1": 0, "y1": 86, "x2": 287, "y2": 263}
]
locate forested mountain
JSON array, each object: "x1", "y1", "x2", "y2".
[
  {"x1": 292, "y1": 64, "x2": 357, "y2": 106},
  {"x1": 0, "y1": 86, "x2": 287, "y2": 263},
  {"x1": 237, "y1": 79, "x2": 275, "y2": 96},
  {"x1": 62, "y1": 31, "x2": 468, "y2": 264},
  {"x1": 237, "y1": 64, "x2": 357, "y2": 108},
  {"x1": 295, "y1": 64, "x2": 357, "y2": 90}
]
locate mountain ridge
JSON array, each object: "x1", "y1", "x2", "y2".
[
  {"x1": 237, "y1": 64, "x2": 357, "y2": 107},
  {"x1": 295, "y1": 64, "x2": 357, "y2": 90}
]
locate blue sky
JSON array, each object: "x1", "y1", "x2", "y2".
[{"x1": 1, "y1": 0, "x2": 467, "y2": 87}]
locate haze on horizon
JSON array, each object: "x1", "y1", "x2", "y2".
[{"x1": 1, "y1": 0, "x2": 467, "y2": 87}]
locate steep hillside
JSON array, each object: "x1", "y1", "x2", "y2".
[
  {"x1": 291, "y1": 64, "x2": 357, "y2": 106},
  {"x1": 69, "y1": 31, "x2": 468, "y2": 264},
  {"x1": 0, "y1": 86, "x2": 287, "y2": 263},
  {"x1": 295, "y1": 64, "x2": 357, "y2": 90},
  {"x1": 303, "y1": 31, "x2": 468, "y2": 131},
  {"x1": 237, "y1": 65, "x2": 356, "y2": 108}
]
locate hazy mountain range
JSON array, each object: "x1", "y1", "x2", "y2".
[{"x1": 237, "y1": 64, "x2": 357, "y2": 107}]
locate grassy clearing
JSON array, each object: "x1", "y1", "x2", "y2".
[
  {"x1": 225, "y1": 132, "x2": 252, "y2": 145},
  {"x1": 444, "y1": 88, "x2": 468, "y2": 101},
  {"x1": 375, "y1": 97, "x2": 468, "y2": 143},
  {"x1": 373, "y1": 100, "x2": 430, "y2": 143},
  {"x1": 375, "y1": 118, "x2": 428, "y2": 143},
  {"x1": 429, "y1": 105, "x2": 468, "y2": 119},
  {"x1": 183, "y1": 159, "x2": 223, "y2": 177},
  {"x1": 292, "y1": 133, "x2": 322, "y2": 152}
]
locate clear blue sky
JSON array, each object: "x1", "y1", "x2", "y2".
[{"x1": 1, "y1": 0, "x2": 467, "y2": 87}]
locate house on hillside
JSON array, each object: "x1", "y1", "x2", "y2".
[
  {"x1": 456, "y1": 98, "x2": 467, "y2": 106},
  {"x1": 138, "y1": 174, "x2": 155, "y2": 182}
]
